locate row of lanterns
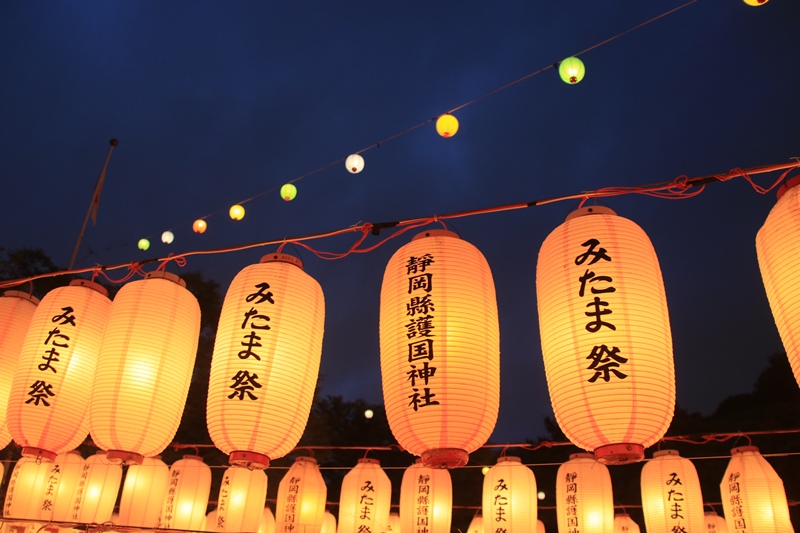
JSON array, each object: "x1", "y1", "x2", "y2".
[{"x1": 0, "y1": 446, "x2": 792, "y2": 533}]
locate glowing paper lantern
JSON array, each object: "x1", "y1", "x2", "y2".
[
  {"x1": 205, "y1": 510, "x2": 218, "y2": 532},
  {"x1": 138, "y1": 238, "x2": 151, "y2": 251},
  {"x1": 559, "y1": 57, "x2": 585, "y2": 84},
  {"x1": 39, "y1": 451, "x2": 85, "y2": 522},
  {"x1": 345, "y1": 154, "x2": 365, "y2": 174},
  {"x1": 275, "y1": 457, "x2": 327, "y2": 533},
  {"x1": 162, "y1": 230, "x2": 175, "y2": 244},
  {"x1": 435, "y1": 114, "x2": 459, "y2": 138},
  {"x1": 90, "y1": 271, "x2": 201, "y2": 463},
  {"x1": 3, "y1": 457, "x2": 48, "y2": 520},
  {"x1": 281, "y1": 184, "x2": 297, "y2": 201},
  {"x1": 704, "y1": 511, "x2": 729, "y2": 532},
  {"x1": 743, "y1": 0, "x2": 768, "y2": 5},
  {"x1": 118, "y1": 456, "x2": 169, "y2": 527},
  {"x1": 641, "y1": 450, "x2": 703, "y2": 532},
  {"x1": 259, "y1": 507, "x2": 277, "y2": 533},
  {"x1": 756, "y1": 176, "x2": 800, "y2": 387},
  {"x1": 537, "y1": 519, "x2": 546, "y2": 533},
  {"x1": 400, "y1": 460, "x2": 452, "y2": 533},
  {"x1": 193, "y1": 219, "x2": 208, "y2": 234},
  {"x1": 380, "y1": 230, "x2": 499, "y2": 468},
  {"x1": 68, "y1": 452, "x2": 123, "y2": 524},
  {"x1": 230, "y1": 204, "x2": 246, "y2": 220},
  {"x1": 466, "y1": 513, "x2": 484, "y2": 533},
  {"x1": 161, "y1": 454, "x2": 212, "y2": 531},
  {"x1": 208, "y1": 253, "x2": 324, "y2": 469},
  {"x1": 8, "y1": 280, "x2": 111, "y2": 460},
  {"x1": 216, "y1": 466, "x2": 268, "y2": 533},
  {"x1": 556, "y1": 454, "x2": 614, "y2": 533},
  {"x1": 613, "y1": 514, "x2": 640, "y2": 533},
  {"x1": 339, "y1": 459, "x2": 391, "y2": 533},
  {"x1": 720, "y1": 446, "x2": 792, "y2": 533},
  {"x1": 537, "y1": 206, "x2": 674, "y2": 464},
  {"x1": 482, "y1": 457, "x2": 536, "y2": 532},
  {"x1": 385, "y1": 512, "x2": 399, "y2": 533}
]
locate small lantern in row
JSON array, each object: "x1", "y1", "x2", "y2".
[
  {"x1": 400, "y1": 460, "x2": 452, "y2": 533},
  {"x1": 339, "y1": 459, "x2": 391, "y2": 533}
]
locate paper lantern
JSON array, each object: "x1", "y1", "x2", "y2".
[
  {"x1": 3, "y1": 457, "x2": 48, "y2": 520},
  {"x1": 260, "y1": 507, "x2": 277, "y2": 533},
  {"x1": 482, "y1": 457, "x2": 537, "y2": 532},
  {"x1": 8, "y1": 280, "x2": 111, "y2": 460},
  {"x1": 466, "y1": 513, "x2": 484, "y2": 533},
  {"x1": 641, "y1": 450, "x2": 704, "y2": 532},
  {"x1": 162, "y1": 230, "x2": 175, "y2": 244},
  {"x1": 281, "y1": 184, "x2": 297, "y2": 201},
  {"x1": 435, "y1": 114, "x2": 459, "y2": 138},
  {"x1": 613, "y1": 514, "x2": 640, "y2": 533},
  {"x1": 339, "y1": 459, "x2": 391, "y2": 533},
  {"x1": 537, "y1": 519, "x2": 546, "y2": 533},
  {"x1": 161, "y1": 454, "x2": 212, "y2": 531},
  {"x1": 208, "y1": 254, "x2": 324, "y2": 469},
  {"x1": 556, "y1": 453, "x2": 614, "y2": 533},
  {"x1": 345, "y1": 154, "x2": 365, "y2": 174},
  {"x1": 216, "y1": 466, "x2": 268, "y2": 533},
  {"x1": 0, "y1": 291, "x2": 39, "y2": 450},
  {"x1": 400, "y1": 460, "x2": 452, "y2": 533},
  {"x1": 138, "y1": 238, "x2": 150, "y2": 251},
  {"x1": 39, "y1": 451, "x2": 85, "y2": 522},
  {"x1": 90, "y1": 271, "x2": 201, "y2": 463},
  {"x1": 68, "y1": 452, "x2": 123, "y2": 524},
  {"x1": 275, "y1": 457, "x2": 327, "y2": 533},
  {"x1": 720, "y1": 446, "x2": 792, "y2": 533},
  {"x1": 205, "y1": 510, "x2": 218, "y2": 532},
  {"x1": 756, "y1": 176, "x2": 800, "y2": 387},
  {"x1": 537, "y1": 206, "x2": 674, "y2": 464},
  {"x1": 380, "y1": 230, "x2": 500, "y2": 468},
  {"x1": 743, "y1": 0, "x2": 768, "y2": 5},
  {"x1": 193, "y1": 219, "x2": 208, "y2": 234},
  {"x1": 559, "y1": 57, "x2": 585, "y2": 84},
  {"x1": 704, "y1": 511, "x2": 729, "y2": 532},
  {"x1": 118, "y1": 456, "x2": 169, "y2": 527},
  {"x1": 230, "y1": 204, "x2": 246, "y2": 220},
  {"x1": 385, "y1": 512, "x2": 399, "y2": 533}
]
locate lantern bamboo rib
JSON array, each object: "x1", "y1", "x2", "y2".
[{"x1": 1, "y1": 160, "x2": 798, "y2": 292}]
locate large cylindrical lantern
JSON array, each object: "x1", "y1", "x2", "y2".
[
  {"x1": 3, "y1": 457, "x2": 48, "y2": 520},
  {"x1": 339, "y1": 459, "x2": 391, "y2": 533},
  {"x1": 0, "y1": 291, "x2": 39, "y2": 450},
  {"x1": 380, "y1": 230, "x2": 500, "y2": 468},
  {"x1": 161, "y1": 454, "x2": 212, "y2": 531},
  {"x1": 8, "y1": 280, "x2": 111, "y2": 460},
  {"x1": 613, "y1": 514, "x2": 640, "y2": 533},
  {"x1": 68, "y1": 452, "x2": 123, "y2": 524},
  {"x1": 275, "y1": 457, "x2": 327, "y2": 533},
  {"x1": 208, "y1": 254, "x2": 324, "y2": 469},
  {"x1": 39, "y1": 451, "x2": 85, "y2": 522},
  {"x1": 537, "y1": 206, "x2": 674, "y2": 464},
  {"x1": 756, "y1": 176, "x2": 800, "y2": 387},
  {"x1": 641, "y1": 450, "x2": 703, "y2": 532},
  {"x1": 466, "y1": 513, "x2": 484, "y2": 533},
  {"x1": 556, "y1": 453, "x2": 614, "y2": 533},
  {"x1": 118, "y1": 456, "x2": 169, "y2": 527},
  {"x1": 400, "y1": 460, "x2": 452, "y2": 533},
  {"x1": 704, "y1": 511, "x2": 729, "y2": 532},
  {"x1": 720, "y1": 446, "x2": 792, "y2": 533},
  {"x1": 482, "y1": 456, "x2": 536, "y2": 532},
  {"x1": 216, "y1": 466, "x2": 268, "y2": 533},
  {"x1": 91, "y1": 271, "x2": 200, "y2": 463}
]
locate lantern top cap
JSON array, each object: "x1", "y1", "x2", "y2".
[
  {"x1": 776, "y1": 175, "x2": 800, "y2": 200},
  {"x1": 565, "y1": 205, "x2": 616, "y2": 222},
  {"x1": 68, "y1": 279, "x2": 109, "y2": 297},
  {"x1": 294, "y1": 456, "x2": 317, "y2": 465},
  {"x1": 568, "y1": 453, "x2": 595, "y2": 460},
  {"x1": 259, "y1": 253, "x2": 304, "y2": 270},
  {"x1": 496, "y1": 456, "x2": 522, "y2": 464},
  {"x1": 357, "y1": 458, "x2": 380, "y2": 465},
  {"x1": 412, "y1": 229, "x2": 460, "y2": 241},
  {"x1": 731, "y1": 445, "x2": 760, "y2": 455},
  {"x1": 180, "y1": 454, "x2": 205, "y2": 461},
  {"x1": 652, "y1": 449, "x2": 680, "y2": 458},
  {"x1": 705, "y1": 511, "x2": 719, "y2": 516},
  {"x1": 1, "y1": 290, "x2": 40, "y2": 305},
  {"x1": 615, "y1": 513, "x2": 631, "y2": 518},
  {"x1": 144, "y1": 270, "x2": 186, "y2": 287}
]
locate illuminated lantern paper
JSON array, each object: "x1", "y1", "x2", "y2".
[
  {"x1": 482, "y1": 457, "x2": 536, "y2": 532},
  {"x1": 558, "y1": 57, "x2": 585, "y2": 84},
  {"x1": 90, "y1": 271, "x2": 201, "y2": 463},
  {"x1": 230, "y1": 204, "x2": 246, "y2": 220},
  {"x1": 39, "y1": 451, "x2": 85, "y2": 522},
  {"x1": 204, "y1": 510, "x2": 218, "y2": 532},
  {"x1": 3, "y1": 457, "x2": 48, "y2": 520},
  {"x1": 69, "y1": 452, "x2": 123, "y2": 524},
  {"x1": 613, "y1": 514, "x2": 640, "y2": 533},
  {"x1": 556, "y1": 453, "x2": 614, "y2": 533},
  {"x1": 281, "y1": 184, "x2": 297, "y2": 201},
  {"x1": 537, "y1": 519, "x2": 546, "y2": 533},
  {"x1": 466, "y1": 513, "x2": 484, "y2": 533},
  {"x1": 161, "y1": 454, "x2": 212, "y2": 531},
  {"x1": 118, "y1": 456, "x2": 169, "y2": 527},
  {"x1": 162, "y1": 231, "x2": 175, "y2": 244},
  {"x1": 641, "y1": 450, "x2": 703, "y2": 532},
  {"x1": 208, "y1": 253, "x2": 324, "y2": 469},
  {"x1": 537, "y1": 206, "x2": 674, "y2": 464},
  {"x1": 435, "y1": 114, "x2": 459, "y2": 138},
  {"x1": 704, "y1": 511, "x2": 729, "y2": 532},
  {"x1": 400, "y1": 460, "x2": 452, "y2": 533},
  {"x1": 380, "y1": 230, "x2": 500, "y2": 468},
  {"x1": 259, "y1": 507, "x2": 277, "y2": 533},
  {"x1": 345, "y1": 154, "x2": 365, "y2": 174},
  {"x1": 138, "y1": 238, "x2": 150, "y2": 251},
  {"x1": 385, "y1": 512, "x2": 399, "y2": 533},
  {"x1": 216, "y1": 466, "x2": 268, "y2": 533},
  {"x1": 275, "y1": 457, "x2": 327, "y2": 533},
  {"x1": 756, "y1": 176, "x2": 800, "y2": 387},
  {"x1": 720, "y1": 446, "x2": 792, "y2": 533},
  {"x1": 339, "y1": 459, "x2": 391, "y2": 533},
  {"x1": 743, "y1": 0, "x2": 768, "y2": 5},
  {"x1": 193, "y1": 219, "x2": 208, "y2": 234},
  {"x1": 8, "y1": 280, "x2": 111, "y2": 460}
]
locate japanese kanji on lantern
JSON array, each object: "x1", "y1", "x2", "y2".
[
  {"x1": 703, "y1": 511, "x2": 728, "y2": 532},
  {"x1": 556, "y1": 453, "x2": 614, "y2": 533},
  {"x1": 720, "y1": 446, "x2": 793, "y2": 533},
  {"x1": 338, "y1": 459, "x2": 392, "y2": 533},
  {"x1": 118, "y1": 456, "x2": 170, "y2": 528},
  {"x1": 379, "y1": 230, "x2": 500, "y2": 468},
  {"x1": 400, "y1": 460, "x2": 452, "y2": 533},
  {"x1": 537, "y1": 206, "x2": 674, "y2": 464},
  {"x1": 208, "y1": 253, "x2": 325, "y2": 470},
  {"x1": 216, "y1": 465, "x2": 268, "y2": 533},
  {"x1": 613, "y1": 513, "x2": 640, "y2": 533},
  {"x1": 640, "y1": 450, "x2": 704, "y2": 533},
  {"x1": 482, "y1": 456, "x2": 537, "y2": 532},
  {"x1": 38, "y1": 451, "x2": 84, "y2": 523},
  {"x1": 275, "y1": 457, "x2": 327, "y2": 533},
  {"x1": 68, "y1": 452, "x2": 123, "y2": 524},
  {"x1": 3, "y1": 457, "x2": 48, "y2": 520},
  {"x1": 7, "y1": 280, "x2": 111, "y2": 461},
  {"x1": 90, "y1": 271, "x2": 201, "y2": 464},
  {"x1": 756, "y1": 176, "x2": 800, "y2": 388},
  {"x1": 160, "y1": 454, "x2": 212, "y2": 531}
]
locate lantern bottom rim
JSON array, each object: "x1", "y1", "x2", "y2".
[
  {"x1": 21, "y1": 447, "x2": 57, "y2": 462},
  {"x1": 422, "y1": 448, "x2": 468, "y2": 469},
  {"x1": 107, "y1": 449, "x2": 145, "y2": 465},
  {"x1": 594, "y1": 443, "x2": 644, "y2": 465},
  {"x1": 230, "y1": 450, "x2": 270, "y2": 470}
]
